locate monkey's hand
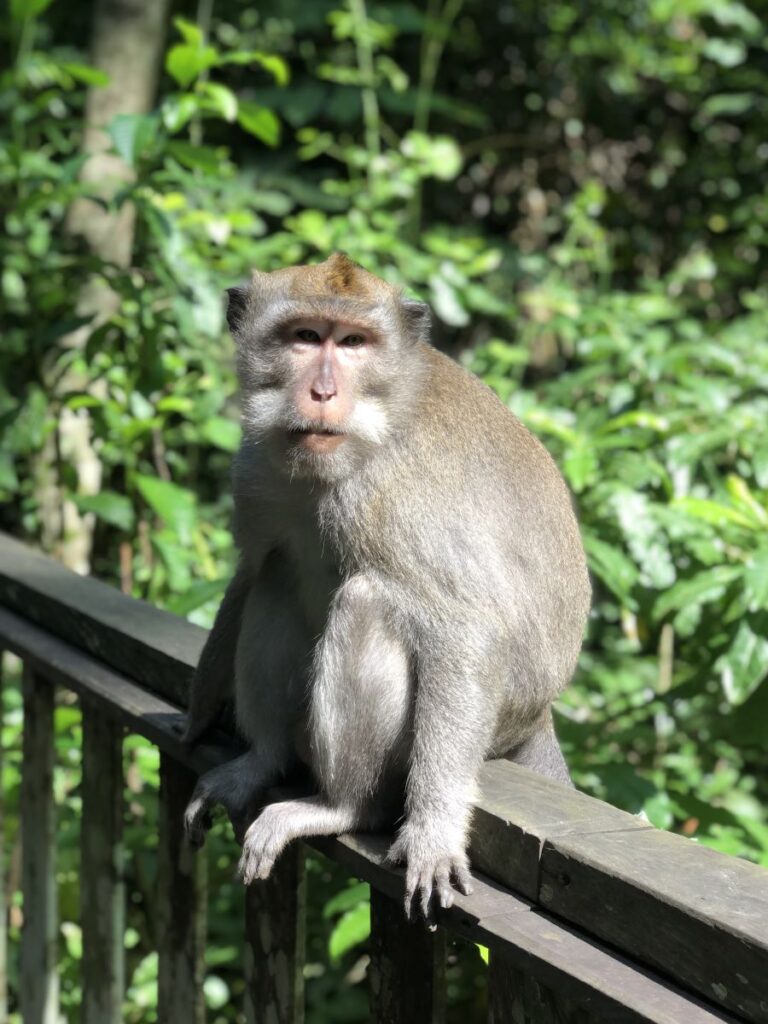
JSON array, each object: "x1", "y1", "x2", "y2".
[{"x1": 387, "y1": 824, "x2": 474, "y2": 927}]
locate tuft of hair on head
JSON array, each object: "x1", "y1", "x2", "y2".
[{"x1": 324, "y1": 252, "x2": 359, "y2": 294}]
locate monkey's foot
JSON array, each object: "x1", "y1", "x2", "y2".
[
  {"x1": 387, "y1": 831, "x2": 473, "y2": 927},
  {"x1": 238, "y1": 797, "x2": 360, "y2": 885},
  {"x1": 184, "y1": 755, "x2": 268, "y2": 849},
  {"x1": 238, "y1": 803, "x2": 295, "y2": 884}
]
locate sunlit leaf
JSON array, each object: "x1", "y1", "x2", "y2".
[
  {"x1": 107, "y1": 113, "x2": 158, "y2": 167},
  {"x1": 219, "y1": 51, "x2": 290, "y2": 86},
  {"x1": 197, "y1": 82, "x2": 238, "y2": 122},
  {"x1": 716, "y1": 621, "x2": 768, "y2": 705},
  {"x1": 74, "y1": 492, "x2": 135, "y2": 532},
  {"x1": 166, "y1": 43, "x2": 218, "y2": 88},
  {"x1": 201, "y1": 417, "x2": 240, "y2": 452},
  {"x1": 60, "y1": 62, "x2": 110, "y2": 86},
  {"x1": 134, "y1": 475, "x2": 197, "y2": 543},
  {"x1": 10, "y1": 0, "x2": 54, "y2": 20},
  {"x1": 237, "y1": 102, "x2": 280, "y2": 146},
  {"x1": 328, "y1": 903, "x2": 371, "y2": 962},
  {"x1": 323, "y1": 882, "x2": 370, "y2": 918}
]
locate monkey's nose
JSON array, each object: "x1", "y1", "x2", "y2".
[{"x1": 310, "y1": 382, "x2": 337, "y2": 402}]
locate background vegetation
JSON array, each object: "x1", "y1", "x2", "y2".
[{"x1": 2, "y1": 0, "x2": 767, "y2": 1020}]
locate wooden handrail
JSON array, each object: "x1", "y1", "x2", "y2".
[{"x1": 0, "y1": 531, "x2": 765, "y2": 1023}]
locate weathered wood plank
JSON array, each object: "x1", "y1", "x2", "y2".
[
  {"x1": 21, "y1": 666, "x2": 59, "y2": 1024},
  {"x1": 158, "y1": 755, "x2": 207, "y2": 1024},
  {"x1": 318, "y1": 834, "x2": 739, "y2": 1024},
  {"x1": 539, "y1": 829, "x2": 768, "y2": 1023},
  {"x1": 488, "y1": 948, "x2": 591, "y2": 1024},
  {"x1": 472, "y1": 759, "x2": 652, "y2": 900},
  {"x1": 81, "y1": 707, "x2": 125, "y2": 1023},
  {"x1": 369, "y1": 887, "x2": 446, "y2": 1024},
  {"x1": 0, "y1": 531, "x2": 204, "y2": 706},
  {"x1": 0, "y1": 605, "x2": 235, "y2": 776},
  {"x1": 244, "y1": 843, "x2": 306, "y2": 1024}
]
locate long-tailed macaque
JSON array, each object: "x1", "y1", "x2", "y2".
[{"x1": 183, "y1": 253, "x2": 590, "y2": 919}]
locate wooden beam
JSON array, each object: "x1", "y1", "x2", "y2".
[
  {"x1": 158, "y1": 755, "x2": 207, "y2": 1024},
  {"x1": 244, "y1": 844, "x2": 306, "y2": 1024},
  {"x1": 539, "y1": 828, "x2": 768, "y2": 1022},
  {"x1": 471, "y1": 759, "x2": 651, "y2": 900},
  {"x1": 0, "y1": 532, "x2": 203, "y2": 706},
  {"x1": 369, "y1": 887, "x2": 446, "y2": 1024},
  {"x1": 20, "y1": 666, "x2": 59, "y2": 1024},
  {"x1": 81, "y1": 707, "x2": 125, "y2": 1024},
  {"x1": 317, "y1": 835, "x2": 739, "y2": 1024}
]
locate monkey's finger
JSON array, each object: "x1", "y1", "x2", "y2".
[
  {"x1": 419, "y1": 874, "x2": 438, "y2": 928},
  {"x1": 435, "y1": 863, "x2": 455, "y2": 909},
  {"x1": 403, "y1": 863, "x2": 420, "y2": 919},
  {"x1": 452, "y1": 860, "x2": 474, "y2": 896}
]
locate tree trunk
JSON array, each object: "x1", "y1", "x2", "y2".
[{"x1": 49, "y1": 0, "x2": 171, "y2": 572}]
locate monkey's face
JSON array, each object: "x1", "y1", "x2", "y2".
[
  {"x1": 228, "y1": 254, "x2": 431, "y2": 483},
  {"x1": 274, "y1": 316, "x2": 392, "y2": 477}
]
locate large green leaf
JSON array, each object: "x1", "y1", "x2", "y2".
[
  {"x1": 582, "y1": 533, "x2": 639, "y2": 607},
  {"x1": 134, "y1": 475, "x2": 197, "y2": 543},
  {"x1": 328, "y1": 903, "x2": 371, "y2": 962},
  {"x1": 107, "y1": 114, "x2": 158, "y2": 167},
  {"x1": 201, "y1": 417, "x2": 240, "y2": 452},
  {"x1": 10, "y1": 0, "x2": 54, "y2": 20},
  {"x1": 653, "y1": 565, "x2": 742, "y2": 622},
  {"x1": 166, "y1": 43, "x2": 218, "y2": 88},
  {"x1": 716, "y1": 620, "x2": 768, "y2": 705},
  {"x1": 74, "y1": 492, "x2": 135, "y2": 532},
  {"x1": 237, "y1": 102, "x2": 280, "y2": 146}
]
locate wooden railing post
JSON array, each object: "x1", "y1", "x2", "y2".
[
  {"x1": 81, "y1": 706, "x2": 125, "y2": 1023},
  {"x1": 369, "y1": 888, "x2": 446, "y2": 1024},
  {"x1": 244, "y1": 842, "x2": 307, "y2": 1024},
  {"x1": 158, "y1": 754, "x2": 207, "y2": 1024},
  {"x1": 488, "y1": 948, "x2": 591, "y2": 1024},
  {"x1": 21, "y1": 665, "x2": 59, "y2": 1024}
]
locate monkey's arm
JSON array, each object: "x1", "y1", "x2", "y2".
[{"x1": 183, "y1": 566, "x2": 252, "y2": 746}]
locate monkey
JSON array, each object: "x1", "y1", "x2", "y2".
[{"x1": 182, "y1": 252, "x2": 590, "y2": 920}]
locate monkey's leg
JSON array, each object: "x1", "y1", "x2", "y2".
[
  {"x1": 185, "y1": 555, "x2": 312, "y2": 847},
  {"x1": 503, "y1": 709, "x2": 573, "y2": 785},
  {"x1": 238, "y1": 575, "x2": 412, "y2": 883},
  {"x1": 183, "y1": 566, "x2": 252, "y2": 746},
  {"x1": 387, "y1": 633, "x2": 505, "y2": 921}
]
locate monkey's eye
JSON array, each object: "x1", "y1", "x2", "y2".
[
  {"x1": 340, "y1": 334, "x2": 366, "y2": 347},
  {"x1": 295, "y1": 328, "x2": 321, "y2": 342}
]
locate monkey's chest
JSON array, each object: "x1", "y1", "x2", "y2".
[{"x1": 283, "y1": 532, "x2": 341, "y2": 638}]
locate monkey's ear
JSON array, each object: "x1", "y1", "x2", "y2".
[
  {"x1": 225, "y1": 285, "x2": 249, "y2": 334},
  {"x1": 401, "y1": 298, "x2": 432, "y2": 343}
]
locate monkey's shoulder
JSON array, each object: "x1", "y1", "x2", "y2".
[{"x1": 412, "y1": 345, "x2": 564, "y2": 488}]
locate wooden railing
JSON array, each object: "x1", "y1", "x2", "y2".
[{"x1": 0, "y1": 531, "x2": 766, "y2": 1024}]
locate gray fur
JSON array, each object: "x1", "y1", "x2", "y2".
[{"x1": 183, "y1": 255, "x2": 590, "y2": 921}]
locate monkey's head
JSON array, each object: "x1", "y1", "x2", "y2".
[{"x1": 227, "y1": 253, "x2": 431, "y2": 482}]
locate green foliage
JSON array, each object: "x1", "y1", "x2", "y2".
[{"x1": 2, "y1": 0, "x2": 768, "y2": 1021}]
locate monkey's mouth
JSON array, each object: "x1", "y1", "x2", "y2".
[{"x1": 288, "y1": 427, "x2": 346, "y2": 454}]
